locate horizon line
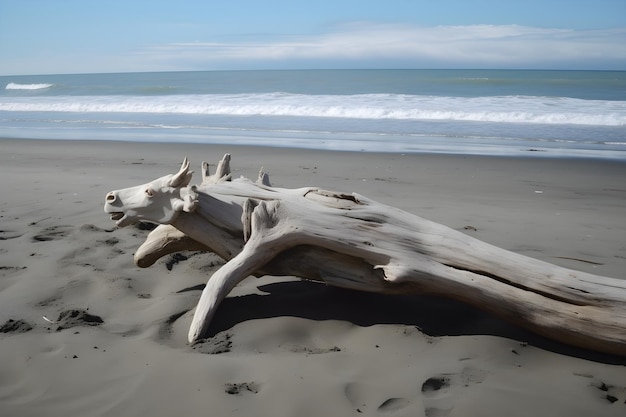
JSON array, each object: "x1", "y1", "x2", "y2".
[{"x1": 2, "y1": 67, "x2": 626, "y2": 78}]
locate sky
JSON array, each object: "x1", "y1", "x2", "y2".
[{"x1": 0, "y1": 0, "x2": 625, "y2": 75}]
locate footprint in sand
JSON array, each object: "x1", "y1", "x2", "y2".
[
  {"x1": 343, "y1": 367, "x2": 488, "y2": 415},
  {"x1": 344, "y1": 382, "x2": 369, "y2": 413},
  {"x1": 0, "y1": 229, "x2": 23, "y2": 240},
  {"x1": 344, "y1": 382, "x2": 413, "y2": 414},
  {"x1": 377, "y1": 397, "x2": 412, "y2": 413},
  {"x1": 32, "y1": 225, "x2": 74, "y2": 242},
  {"x1": 421, "y1": 376, "x2": 453, "y2": 417},
  {"x1": 421, "y1": 367, "x2": 487, "y2": 417},
  {"x1": 592, "y1": 380, "x2": 626, "y2": 405}
]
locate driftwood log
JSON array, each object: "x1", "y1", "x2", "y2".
[{"x1": 104, "y1": 154, "x2": 626, "y2": 355}]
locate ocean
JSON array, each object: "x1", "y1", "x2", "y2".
[{"x1": 1, "y1": 69, "x2": 625, "y2": 159}]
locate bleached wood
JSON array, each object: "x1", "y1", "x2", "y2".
[
  {"x1": 134, "y1": 226, "x2": 209, "y2": 268},
  {"x1": 106, "y1": 154, "x2": 626, "y2": 355}
]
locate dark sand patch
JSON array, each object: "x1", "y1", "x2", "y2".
[
  {"x1": 224, "y1": 382, "x2": 259, "y2": 395},
  {"x1": 0, "y1": 318, "x2": 33, "y2": 333},
  {"x1": 54, "y1": 309, "x2": 104, "y2": 330},
  {"x1": 192, "y1": 331, "x2": 233, "y2": 354}
]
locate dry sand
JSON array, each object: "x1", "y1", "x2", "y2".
[{"x1": 0, "y1": 138, "x2": 625, "y2": 417}]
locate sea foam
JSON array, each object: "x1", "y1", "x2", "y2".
[
  {"x1": 0, "y1": 93, "x2": 624, "y2": 126},
  {"x1": 6, "y1": 82, "x2": 53, "y2": 90}
]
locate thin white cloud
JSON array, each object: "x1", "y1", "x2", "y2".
[
  {"x1": 141, "y1": 23, "x2": 626, "y2": 70},
  {"x1": 5, "y1": 22, "x2": 622, "y2": 74}
]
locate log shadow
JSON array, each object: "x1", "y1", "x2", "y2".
[{"x1": 207, "y1": 280, "x2": 626, "y2": 365}]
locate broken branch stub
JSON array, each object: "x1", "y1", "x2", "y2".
[{"x1": 104, "y1": 154, "x2": 626, "y2": 355}]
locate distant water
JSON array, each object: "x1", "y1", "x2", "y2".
[{"x1": 1, "y1": 69, "x2": 625, "y2": 159}]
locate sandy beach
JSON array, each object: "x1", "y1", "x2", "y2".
[{"x1": 1, "y1": 138, "x2": 625, "y2": 417}]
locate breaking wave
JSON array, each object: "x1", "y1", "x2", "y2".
[
  {"x1": 6, "y1": 82, "x2": 54, "y2": 90},
  {"x1": 0, "y1": 93, "x2": 624, "y2": 126}
]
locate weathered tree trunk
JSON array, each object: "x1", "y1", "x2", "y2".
[{"x1": 128, "y1": 155, "x2": 626, "y2": 355}]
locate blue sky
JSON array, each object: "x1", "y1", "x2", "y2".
[{"x1": 1, "y1": 0, "x2": 625, "y2": 75}]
